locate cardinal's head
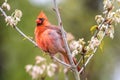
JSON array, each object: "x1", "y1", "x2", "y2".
[{"x1": 36, "y1": 11, "x2": 49, "y2": 26}]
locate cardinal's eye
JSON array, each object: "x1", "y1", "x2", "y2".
[
  {"x1": 36, "y1": 18, "x2": 45, "y2": 26},
  {"x1": 39, "y1": 18, "x2": 44, "y2": 21}
]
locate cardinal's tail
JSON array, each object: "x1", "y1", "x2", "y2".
[
  {"x1": 62, "y1": 53, "x2": 80, "y2": 71},
  {"x1": 73, "y1": 57, "x2": 81, "y2": 71},
  {"x1": 62, "y1": 53, "x2": 70, "y2": 64}
]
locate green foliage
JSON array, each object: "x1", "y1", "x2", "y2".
[{"x1": 90, "y1": 25, "x2": 97, "y2": 34}]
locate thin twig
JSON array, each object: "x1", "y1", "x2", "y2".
[
  {"x1": 0, "y1": 7, "x2": 38, "y2": 46},
  {"x1": 78, "y1": 11, "x2": 109, "y2": 74},
  {"x1": 53, "y1": 0, "x2": 80, "y2": 80},
  {"x1": 53, "y1": 0, "x2": 74, "y2": 65},
  {"x1": 76, "y1": 56, "x2": 83, "y2": 67},
  {"x1": 53, "y1": 56, "x2": 71, "y2": 68},
  {"x1": 79, "y1": 53, "x2": 94, "y2": 74},
  {"x1": 0, "y1": 7, "x2": 71, "y2": 68},
  {"x1": 14, "y1": 26, "x2": 38, "y2": 46},
  {"x1": 79, "y1": 24, "x2": 108, "y2": 74},
  {"x1": 0, "y1": 7, "x2": 7, "y2": 17}
]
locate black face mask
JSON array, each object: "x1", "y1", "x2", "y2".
[{"x1": 37, "y1": 18, "x2": 45, "y2": 26}]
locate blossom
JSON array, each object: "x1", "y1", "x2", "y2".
[
  {"x1": 14, "y1": 9, "x2": 22, "y2": 19},
  {"x1": 25, "y1": 56, "x2": 48, "y2": 79},
  {"x1": 88, "y1": 37, "x2": 100, "y2": 50},
  {"x1": 47, "y1": 63, "x2": 57, "y2": 77},
  {"x1": 25, "y1": 65, "x2": 44, "y2": 79},
  {"x1": 95, "y1": 15, "x2": 104, "y2": 24},
  {"x1": 4, "y1": 9, "x2": 22, "y2": 27},
  {"x1": 5, "y1": 16, "x2": 15, "y2": 26},
  {"x1": 105, "y1": 25, "x2": 114, "y2": 39},
  {"x1": 2, "y1": 2, "x2": 10, "y2": 10},
  {"x1": 26, "y1": 56, "x2": 58, "y2": 79},
  {"x1": 79, "y1": 38, "x2": 86, "y2": 45},
  {"x1": 33, "y1": 65, "x2": 45, "y2": 74},
  {"x1": 103, "y1": 0, "x2": 113, "y2": 10},
  {"x1": 69, "y1": 39, "x2": 84, "y2": 51},
  {"x1": 72, "y1": 50, "x2": 79, "y2": 57},
  {"x1": 31, "y1": 65, "x2": 41, "y2": 79},
  {"x1": 102, "y1": 24, "x2": 108, "y2": 30},
  {"x1": 63, "y1": 68, "x2": 68, "y2": 73},
  {"x1": 25, "y1": 64, "x2": 32, "y2": 72},
  {"x1": 69, "y1": 38, "x2": 85, "y2": 56},
  {"x1": 30, "y1": 65, "x2": 46, "y2": 79},
  {"x1": 35, "y1": 56, "x2": 46, "y2": 64},
  {"x1": 14, "y1": 9, "x2": 22, "y2": 22},
  {"x1": 69, "y1": 40, "x2": 79, "y2": 50},
  {"x1": 117, "y1": 0, "x2": 120, "y2": 3},
  {"x1": 113, "y1": 9, "x2": 120, "y2": 23},
  {"x1": 107, "y1": 12, "x2": 115, "y2": 19},
  {"x1": 66, "y1": 33, "x2": 75, "y2": 42},
  {"x1": 97, "y1": 31, "x2": 105, "y2": 39}
]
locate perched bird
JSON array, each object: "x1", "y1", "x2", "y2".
[{"x1": 34, "y1": 11, "x2": 80, "y2": 70}]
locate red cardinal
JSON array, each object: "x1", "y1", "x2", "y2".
[{"x1": 34, "y1": 11, "x2": 80, "y2": 70}]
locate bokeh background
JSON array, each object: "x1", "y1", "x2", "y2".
[{"x1": 0, "y1": 0, "x2": 120, "y2": 80}]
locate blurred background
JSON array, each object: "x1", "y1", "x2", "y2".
[{"x1": 0, "y1": 0, "x2": 120, "y2": 80}]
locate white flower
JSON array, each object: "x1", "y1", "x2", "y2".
[
  {"x1": 103, "y1": 0, "x2": 113, "y2": 10},
  {"x1": 73, "y1": 41, "x2": 80, "y2": 49},
  {"x1": 79, "y1": 38, "x2": 85, "y2": 45},
  {"x1": 25, "y1": 64, "x2": 32, "y2": 72},
  {"x1": 102, "y1": 24, "x2": 108, "y2": 30},
  {"x1": 63, "y1": 68, "x2": 68, "y2": 73},
  {"x1": 66, "y1": 33, "x2": 75, "y2": 42},
  {"x1": 14, "y1": 9, "x2": 22, "y2": 20},
  {"x1": 89, "y1": 37, "x2": 100, "y2": 50},
  {"x1": 108, "y1": 12, "x2": 115, "y2": 19},
  {"x1": 50, "y1": 63, "x2": 57, "y2": 68},
  {"x1": 89, "y1": 43, "x2": 94, "y2": 50},
  {"x1": 2, "y1": 2, "x2": 10, "y2": 10},
  {"x1": 114, "y1": 16, "x2": 120, "y2": 23},
  {"x1": 69, "y1": 39, "x2": 84, "y2": 56},
  {"x1": 47, "y1": 66, "x2": 53, "y2": 77},
  {"x1": 32, "y1": 65, "x2": 41, "y2": 74},
  {"x1": 15, "y1": 17, "x2": 20, "y2": 22},
  {"x1": 4, "y1": 10, "x2": 22, "y2": 27},
  {"x1": 77, "y1": 44, "x2": 83, "y2": 52},
  {"x1": 47, "y1": 63, "x2": 57, "y2": 77},
  {"x1": 95, "y1": 15, "x2": 104, "y2": 24},
  {"x1": 117, "y1": 0, "x2": 120, "y2": 3},
  {"x1": 5, "y1": 16, "x2": 15, "y2": 26},
  {"x1": 97, "y1": 31, "x2": 105, "y2": 39},
  {"x1": 72, "y1": 50, "x2": 79, "y2": 57},
  {"x1": 25, "y1": 56, "x2": 47, "y2": 79},
  {"x1": 110, "y1": 33, "x2": 114, "y2": 39},
  {"x1": 31, "y1": 71, "x2": 38, "y2": 79},
  {"x1": 105, "y1": 25, "x2": 114, "y2": 39},
  {"x1": 85, "y1": 46, "x2": 90, "y2": 52},
  {"x1": 41, "y1": 64, "x2": 46, "y2": 71},
  {"x1": 69, "y1": 40, "x2": 79, "y2": 50},
  {"x1": 31, "y1": 65, "x2": 46, "y2": 79},
  {"x1": 35, "y1": 56, "x2": 46, "y2": 64},
  {"x1": 113, "y1": 9, "x2": 120, "y2": 23}
]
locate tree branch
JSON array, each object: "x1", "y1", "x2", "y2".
[
  {"x1": 0, "y1": 7, "x2": 38, "y2": 47},
  {"x1": 53, "y1": 56, "x2": 71, "y2": 68},
  {"x1": 53, "y1": 0, "x2": 80, "y2": 80},
  {"x1": 79, "y1": 11, "x2": 109, "y2": 74}
]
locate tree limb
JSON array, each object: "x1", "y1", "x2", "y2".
[{"x1": 53, "y1": 0, "x2": 80, "y2": 80}]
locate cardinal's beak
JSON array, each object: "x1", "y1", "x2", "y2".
[{"x1": 36, "y1": 18, "x2": 41, "y2": 23}]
